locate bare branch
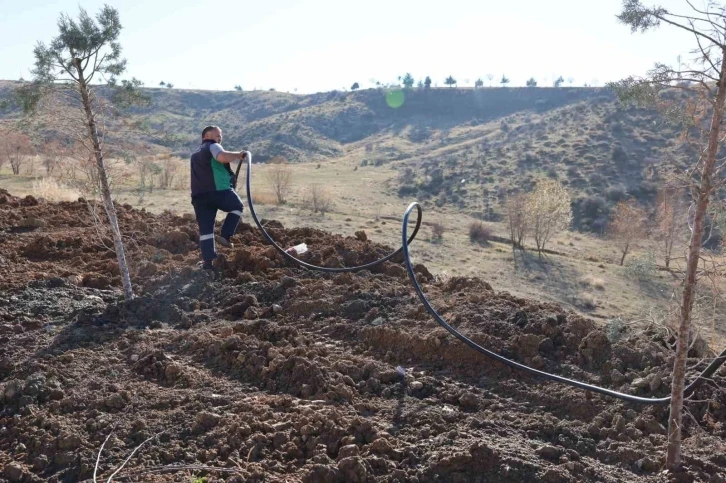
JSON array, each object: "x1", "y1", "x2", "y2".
[
  {"x1": 654, "y1": 12, "x2": 725, "y2": 48},
  {"x1": 694, "y1": 24, "x2": 725, "y2": 67},
  {"x1": 93, "y1": 431, "x2": 114, "y2": 483},
  {"x1": 686, "y1": 0, "x2": 726, "y2": 40},
  {"x1": 105, "y1": 434, "x2": 156, "y2": 483},
  {"x1": 685, "y1": 0, "x2": 717, "y2": 19}
]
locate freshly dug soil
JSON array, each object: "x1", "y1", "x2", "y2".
[{"x1": 0, "y1": 189, "x2": 724, "y2": 482}]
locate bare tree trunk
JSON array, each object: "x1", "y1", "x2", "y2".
[
  {"x1": 620, "y1": 242, "x2": 629, "y2": 266},
  {"x1": 76, "y1": 66, "x2": 134, "y2": 300},
  {"x1": 666, "y1": 48, "x2": 726, "y2": 470}
]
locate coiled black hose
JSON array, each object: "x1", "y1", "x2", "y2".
[
  {"x1": 242, "y1": 152, "x2": 726, "y2": 405},
  {"x1": 241, "y1": 152, "x2": 421, "y2": 273}
]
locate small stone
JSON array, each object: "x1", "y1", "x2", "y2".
[
  {"x1": 613, "y1": 415, "x2": 626, "y2": 432},
  {"x1": 364, "y1": 307, "x2": 379, "y2": 322},
  {"x1": 538, "y1": 337, "x2": 555, "y2": 354},
  {"x1": 18, "y1": 216, "x2": 46, "y2": 228},
  {"x1": 3, "y1": 380, "x2": 22, "y2": 400},
  {"x1": 272, "y1": 432, "x2": 288, "y2": 448},
  {"x1": 59, "y1": 353, "x2": 74, "y2": 363},
  {"x1": 105, "y1": 393, "x2": 125, "y2": 409},
  {"x1": 130, "y1": 354, "x2": 140, "y2": 362},
  {"x1": 635, "y1": 415, "x2": 667, "y2": 435},
  {"x1": 272, "y1": 304, "x2": 283, "y2": 315},
  {"x1": 531, "y1": 355, "x2": 546, "y2": 369},
  {"x1": 267, "y1": 347, "x2": 280, "y2": 359},
  {"x1": 536, "y1": 445, "x2": 564, "y2": 461},
  {"x1": 458, "y1": 392, "x2": 479, "y2": 409},
  {"x1": 370, "y1": 438, "x2": 393, "y2": 454},
  {"x1": 410, "y1": 381, "x2": 424, "y2": 391},
  {"x1": 649, "y1": 373, "x2": 662, "y2": 392},
  {"x1": 280, "y1": 277, "x2": 297, "y2": 288},
  {"x1": 640, "y1": 456, "x2": 661, "y2": 472},
  {"x1": 541, "y1": 468, "x2": 566, "y2": 483},
  {"x1": 54, "y1": 451, "x2": 76, "y2": 466},
  {"x1": 164, "y1": 363, "x2": 183, "y2": 380},
  {"x1": 243, "y1": 306, "x2": 260, "y2": 320},
  {"x1": 57, "y1": 433, "x2": 82, "y2": 450},
  {"x1": 385, "y1": 264, "x2": 407, "y2": 278},
  {"x1": 196, "y1": 411, "x2": 221, "y2": 430},
  {"x1": 3, "y1": 463, "x2": 24, "y2": 482},
  {"x1": 631, "y1": 378, "x2": 650, "y2": 389},
  {"x1": 33, "y1": 455, "x2": 49, "y2": 471},
  {"x1": 338, "y1": 456, "x2": 367, "y2": 483},
  {"x1": 610, "y1": 369, "x2": 626, "y2": 383},
  {"x1": 338, "y1": 444, "x2": 359, "y2": 459},
  {"x1": 0, "y1": 357, "x2": 15, "y2": 373}
]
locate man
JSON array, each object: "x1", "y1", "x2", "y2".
[{"x1": 190, "y1": 125, "x2": 247, "y2": 270}]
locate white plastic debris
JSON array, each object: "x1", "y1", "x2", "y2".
[{"x1": 285, "y1": 243, "x2": 308, "y2": 255}]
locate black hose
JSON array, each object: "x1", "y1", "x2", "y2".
[
  {"x1": 243, "y1": 152, "x2": 422, "y2": 273},
  {"x1": 401, "y1": 202, "x2": 726, "y2": 405},
  {"x1": 241, "y1": 149, "x2": 726, "y2": 405}
]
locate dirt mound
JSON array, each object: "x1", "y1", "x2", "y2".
[{"x1": 0, "y1": 191, "x2": 725, "y2": 482}]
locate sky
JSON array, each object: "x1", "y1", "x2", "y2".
[{"x1": 0, "y1": 0, "x2": 706, "y2": 94}]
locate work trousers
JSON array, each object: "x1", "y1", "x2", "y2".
[{"x1": 192, "y1": 189, "x2": 244, "y2": 262}]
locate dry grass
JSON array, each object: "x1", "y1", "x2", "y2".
[
  {"x1": 32, "y1": 177, "x2": 79, "y2": 202},
  {"x1": 250, "y1": 191, "x2": 277, "y2": 205},
  {"x1": 579, "y1": 274, "x2": 606, "y2": 290}
]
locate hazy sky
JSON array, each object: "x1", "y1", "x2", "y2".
[{"x1": 0, "y1": 0, "x2": 704, "y2": 93}]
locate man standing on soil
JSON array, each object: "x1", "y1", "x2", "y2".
[{"x1": 190, "y1": 125, "x2": 247, "y2": 270}]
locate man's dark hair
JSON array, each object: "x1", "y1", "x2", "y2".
[{"x1": 202, "y1": 125, "x2": 220, "y2": 139}]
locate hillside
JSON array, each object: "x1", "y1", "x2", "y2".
[
  {"x1": 0, "y1": 81, "x2": 693, "y2": 231},
  {"x1": 2, "y1": 82, "x2": 604, "y2": 157},
  {"x1": 381, "y1": 95, "x2": 687, "y2": 232},
  {"x1": 3, "y1": 80, "x2": 720, "y2": 330}
]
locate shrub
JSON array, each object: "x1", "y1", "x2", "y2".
[
  {"x1": 431, "y1": 222, "x2": 445, "y2": 241},
  {"x1": 624, "y1": 252, "x2": 657, "y2": 280},
  {"x1": 612, "y1": 145, "x2": 628, "y2": 164},
  {"x1": 469, "y1": 221, "x2": 492, "y2": 245},
  {"x1": 605, "y1": 185, "x2": 628, "y2": 202},
  {"x1": 606, "y1": 318, "x2": 626, "y2": 343},
  {"x1": 579, "y1": 274, "x2": 606, "y2": 290},
  {"x1": 577, "y1": 292, "x2": 597, "y2": 311},
  {"x1": 265, "y1": 161, "x2": 293, "y2": 205},
  {"x1": 32, "y1": 178, "x2": 78, "y2": 202},
  {"x1": 304, "y1": 184, "x2": 334, "y2": 214}
]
